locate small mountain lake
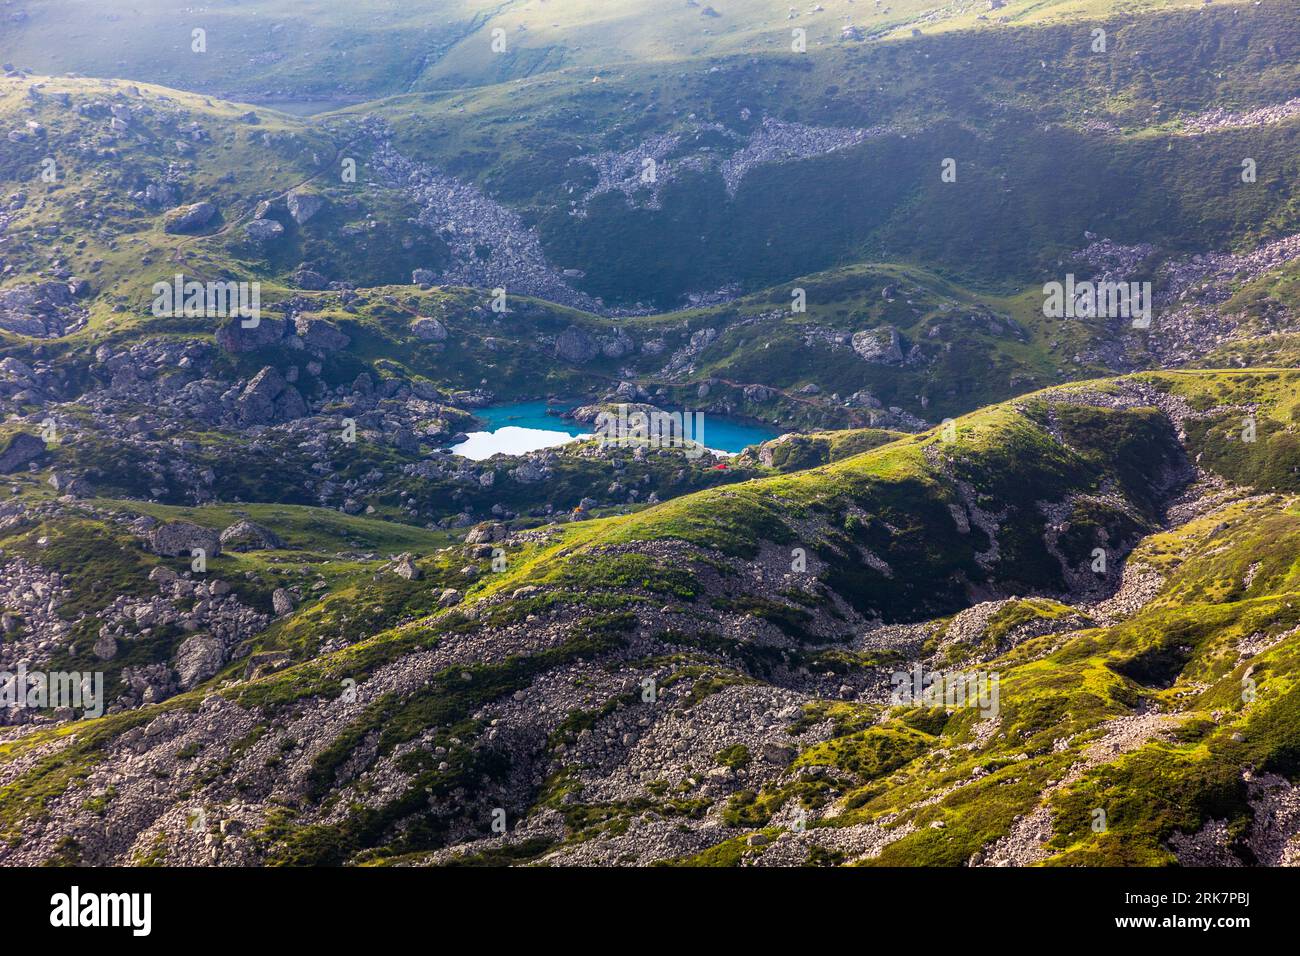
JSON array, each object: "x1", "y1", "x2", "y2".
[{"x1": 450, "y1": 401, "x2": 781, "y2": 461}]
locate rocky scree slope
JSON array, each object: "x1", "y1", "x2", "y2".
[{"x1": 2, "y1": 370, "x2": 1298, "y2": 866}]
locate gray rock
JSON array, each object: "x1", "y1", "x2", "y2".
[
  {"x1": 271, "y1": 588, "x2": 296, "y2": 617},
  {"x1": 555, "y1": 326, "x2": 600, "y2": 363},
  {"x1": 0, "y1": 433, "x2": 45, "y2": 473},
  {"x1": 47, "y1": 471, "x2": 88, "y2": 495},
  {"x1": 148, "y1": 521, "x2": 222, "y2": 559},
  {"x1": 286, "y1": 188, "x2": 325, "y2": 225},
  {"x1": 511, "y1": 456, "x2": 553, "y2": 483},
  {"x1": 601, "y1": 329, "x2": 634, "y2": 359},
  {"x1": 293, "y1": 269, "x2": 329, "y2": 291},
  {"x1": 149, "y1": 566, "x2": 179, "y2": 585},
  {"x1": 219, "y1": 520, "x2": 284, "y2": 552},
  {"x1": 392, "y1": 554, "x2": 422, "y2": 581},
  {"x1": 163, "y1": 201, "x2": 216, "y2": 234},
  {"x1": 465, "y1": 523, "x2": 507, "y2": 544},
  {"x1": 0, "y1": 282, "x2": 88, "y2": 337},
  {"x1": 244, "y1": 218, "x2": 285, "y2": 243},
  {"x1": 410, "y1": 317, "x2": 448, "y2": 341},
  {"x1": 294, "y1": 315, "x2": 350, "y2": 351},
  {"x1": 851, "y1": 326, "x2": 905, "y2": 365},
  {"x1": 236, "y1": 366, "x2": 308, "y2": 425},
  {"x1": 174, "y1": 633, "x2": 225, "y2": 689},
  {"x1": 215, "y1": 315, "x2": 288, "y2": 354}
]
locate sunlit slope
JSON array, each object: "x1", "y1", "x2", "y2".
[
  {"x1": 367, "y1": 1, "x2": 1300, "y2": 301},
  {"x1": 0, "y1": 0, "x2": 500, "y2": 101},
  {"x1": 1, "y1": 369, "x2": 1298, "y2": 865},
  {"x1": 0, "y1": 0, "x2": 1257, "y2": 99}
]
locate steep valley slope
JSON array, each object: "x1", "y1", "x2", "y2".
[
  {"x1": 0, "y1": 0, "x2": 1299, "y2": 869},
  {"x1": 2, "y1": 370, "x2": 1299, "y2": 866}
]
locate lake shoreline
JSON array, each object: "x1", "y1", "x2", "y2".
[{"x1": 453, "y1": 400, "x2": 781, "y2": 461}]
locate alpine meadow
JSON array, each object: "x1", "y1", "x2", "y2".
[{"x1": 0, "y1": 0, "x2": 1298, "y2": 909}]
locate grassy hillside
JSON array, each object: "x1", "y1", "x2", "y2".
[
  {"x1": 3, "y1": 4, "x2": 1296, "y2": 412},
  {"x1": 4, "y1": 369, "x2": 1295, "y2": 866},
  {"x1": 0, "y1": 1, "x2": 1244, "y2": 100},
  {"x1": 6, "y1": 4, "x2": 1295, "y2": 315},
  {"x1": 1, "y1": 1, "x2": 1298, "y2": 871}
]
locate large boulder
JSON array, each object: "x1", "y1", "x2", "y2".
[
  {"x1": 294, "y1": 315, "x2": 350, "y2": 351},
  {"x1": 48, "y1": 471, "x2": 90, "y2": 496},
  {"x1": 851, "y1": 326, "x2": 905, "y2": 365},
  {"x1": 465, "y1": 522, "x2": 507, "y2": 544},
  {"x1": 0, "y1": 282, "x2": 88, "y2": 337},
  {"x1": 219, "y1": 520, "x2": 284, "y2": 552},
  {"x1": 0, "y1": 432, "x2": 45, "y2": 473},
  {"x1": 392, "y1": 553, "x2": 422, "y2": 581},
  {"x1": 286, "y1": 188, "x2": 326, "y2": 225},
  {"x1": 601, "y1": 329, "x2": 634, "y2": 359},
  {"x1": 271, "y1": 588, "x2": 296, "y2": 617},
  {"x1": 235, "y1": 366, "x2": 308, "y2": 425},
  {"x1": 293, "y1": 268, "x2": 329, "y2": 291},
  {"x1": 244, "y1": 218, "x2": 285, "y2": 243},
  {"x1": 510, "y1": 453, "x2": 554, "y2": 483},
  {"x1": 410, "y1": 317, "x2": 448, "y2": 341},
  {"x1": 92, "y1": 634, "x2": 118, "y2": 661},
  {"x1": 173, "y1": 633, "x2": 225, "y2": 689},
  {"x1": 163, "y1": 201, "x2": 216, "y2": 234},
  {"x1": 148, "y1": 521, "x2": 222, "y2": 558},
  {"x1": 215, "y1": 315, "x2": 288, "y2": 354},
  {"x1": 0, "y1": 356, "x2": 35, "y2": 384},
  {"x1": 555, "y1": 326, "x2": 600, "y2": 363}
]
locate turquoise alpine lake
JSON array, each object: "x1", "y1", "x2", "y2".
[{"x1": 450, "y1": 401, "x2": 781, "y2": 461}]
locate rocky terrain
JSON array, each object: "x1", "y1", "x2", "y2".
[
  {"x1": 571, "y1": 116, "x2": 896, "y2": 216},
  {"x1": 1, "y1": 368, "x2": 1299, "y2": 868},
  {"x1": 0, "y1": 0, "x2": 1297, "y2": 869}
]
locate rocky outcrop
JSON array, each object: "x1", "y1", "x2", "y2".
[
  {"x1": 410, "y1": 317, "x2": 448, "y2": 341},
  {"x1": 235, "y1": 366, "x2": 308, "y2": 425},
  {"x1": 286, "y1": 188, "x2": 325, "y2": 225},
  {"x1": 215, "y1": 315, "x2": 288, "y2": 354},
  {"x1": 173, "y1": 632, "x2": 225, "y2": 689},
  {"x1": 392, "y1": 553, "x2": 422, "y2": 580},
  {"x1": 554, "y1": 326, "x2": 633, "y2": 363},
  {"x1": 163, "y1": 201, "x2": 216, "y2": 234},
  {"x1": 464, "y1": 522, "x2": 507, "y2": 544},
  {"x1": 851, "y1": 326, "x2": 905, "y2": 365},
  {"x1": 294, "y1": 315, "x2": 350, "y2": 351},
  {"x1": 219, "y1": 520, "x2": 284, "y2": 552},
  {"x1": 0, "y1": 282, "x2": 89, "y2": 337},
  {"x1": 271, "y1": 588, "x2": 297, "y2": 617},
  {"x1": 47, "y1": 471, "x2": 89, "y2": 496},
  {"x1": 244, "y1": 218, "x2": 285, "y2": 243},
  {"x1": 555, "y1": 326, "x2": 600, "y2": 363},
  {"x1": 148, "y1": 521, "x2": 222, "y2": 558},
  {"x1": 0, "y1": 432, "x2": 44, "y2": 473}
]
